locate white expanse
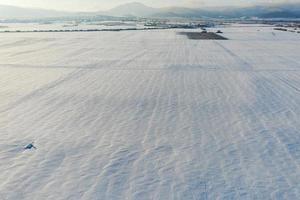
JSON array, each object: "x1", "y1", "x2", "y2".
[
  {"x1": 0, "y1": 21, "x2": 149, "y2": 32},
  {"x1": 0, "y1": 25, "x2": 300, "y2": 199}
]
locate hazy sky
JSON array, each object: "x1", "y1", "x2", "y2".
[{"x1": 0, "y1": 0, "x2": 298, "y2": 11}]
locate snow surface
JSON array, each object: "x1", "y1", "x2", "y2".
[
  {"x1": 0, "y1": 25, "x2": 300, "y2": 199},
  {"x1": 0, "y1": 22, "x2": 148, "y2": 32}
]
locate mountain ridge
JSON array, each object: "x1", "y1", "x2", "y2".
[{"x1": 1, "y1": 2, "x2": 300, "y2": 20}]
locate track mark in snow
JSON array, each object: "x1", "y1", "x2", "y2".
[
  {"x1": 0, "y1": 69, "x2": 86, "y2": 114},
  {"x1": 214, "y1": 41, "x2": 253, "y2": 71}
]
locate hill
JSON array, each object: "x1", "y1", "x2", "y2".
[{"x1": 0, "y1": 2, "x2": 300, "y2": 20}]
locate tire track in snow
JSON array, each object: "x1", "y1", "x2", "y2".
[
  {"x1": 214, "y1": 41, "x2": 253, "y2": 71},
  {"x1": 0, "y1": 69, "x2": 86, "y2": 114},
  {"x1": 238, "y1": 73, "x2": 300, "y2": 197},
  {"x1": 0, "y1": 48, "x2": 148, "y2": 114}
]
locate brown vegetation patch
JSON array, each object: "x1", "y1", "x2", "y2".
[{"x1": 179, "y1": 32, "x2": 228, "y2": 40}]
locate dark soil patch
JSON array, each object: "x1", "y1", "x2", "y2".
[{"x1": 179, "y1": 32, "x2": 228, "y2": 40}]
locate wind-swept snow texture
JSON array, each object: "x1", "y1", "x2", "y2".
[{"x1": 0, "y1": 25, "x2": 300, "y2": 200}]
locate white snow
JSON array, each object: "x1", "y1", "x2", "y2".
[
  {"x1": 0, "y1": 25, "x2": 300, "y2": 199},
  {"x1": 0, "y1": 22, "x2": 147, "y2": 32}
]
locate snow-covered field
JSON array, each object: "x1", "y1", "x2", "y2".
[
  {"x1": 0, "y1": 25, "x2": 300, "y2": 199},
  {"x1": 0, "y1": 21, "x2": 148, "y2": 32}
]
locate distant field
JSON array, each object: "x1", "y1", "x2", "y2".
[{"x1": 0, "y1": 25, "x2": 300, "y2": 200}]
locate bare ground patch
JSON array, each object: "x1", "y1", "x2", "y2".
[{"x1": 179, "y1": 32, "x2": 228, "y2": 40}]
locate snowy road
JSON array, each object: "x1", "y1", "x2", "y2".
[{"x1": 0, "y1": 26, "x2": 300, "y2": 199}]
